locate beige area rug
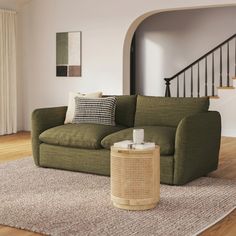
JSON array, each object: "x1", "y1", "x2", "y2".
[{"x1": 0, "y1": 158, "x2": 235, "y2": 236}]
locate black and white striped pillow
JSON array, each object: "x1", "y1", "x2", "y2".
[{"x1": 73, "y1": 97, "x2": 116, "y2": 126}]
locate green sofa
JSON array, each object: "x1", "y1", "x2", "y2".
[{"x1": 31, "y1": 95, "x2": 221, "y2": 185}]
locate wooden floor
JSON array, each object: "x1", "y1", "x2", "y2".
[
  {"x1": 0, "y1": 132, "x2": 235, "y2": 236},
  {"x1": 0, "y1": 132, "x2": 32, "y2": 164}
]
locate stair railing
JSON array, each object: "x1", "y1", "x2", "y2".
[{"x1": 164, "y1": 33, "x2": 236, "y2": 97}]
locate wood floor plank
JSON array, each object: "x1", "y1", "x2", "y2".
[
  {"x1": 0, "y1": 132, "x2": 32, "y2": 164},
  {"x1": 0, "y1": 225, "x2": 42, "y2": 236},
  {"x1": 0, "y1": 133, "x2": 235, "y2": 236},
  {"x1": 200, "y1": 209, "x2": 236, "y2": 236}
]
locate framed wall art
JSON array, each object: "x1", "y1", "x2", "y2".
[{"x1": 56, "y1": 31, "x2": 82, "y2": 77}]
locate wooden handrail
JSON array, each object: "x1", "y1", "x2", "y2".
[
  {"x1": 164, "y1": 33, "x2": 236, "y2": 97},
  {"x1": 165, "y1": 33, "x2": 236, "y2": 82}
]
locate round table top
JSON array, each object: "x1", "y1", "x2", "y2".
[{"x1": 111, "y1": 145, "x2": 160, "y2": 154}]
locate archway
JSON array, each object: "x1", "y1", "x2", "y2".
[{"x1": 122, "y1": 5, "x2": 236, "y2": 95}]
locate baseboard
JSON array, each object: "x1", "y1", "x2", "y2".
[{"x1": 221, "y1": 129, "x2": 236, "y2": 137}]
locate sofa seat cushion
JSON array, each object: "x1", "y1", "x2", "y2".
[
  {"x1": 39, "y1": 123, "x2": 125, "y2": 150},
  {"x1": 101, "y1": 126, "x2": 176, "y2": 155}
]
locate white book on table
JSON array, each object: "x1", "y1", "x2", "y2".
[
  {"x1": 133, "y1": 142, "x2": 155, "y2": 150},
  {"x1": 113, "y1": 140, "x2": 133, "y2": 148},
  {"x1": 113, "y1": 140, "x2": 155, "y2": 150}
]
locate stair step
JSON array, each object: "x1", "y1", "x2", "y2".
[
  {"x1": 217, "y1": 86, "x2": 235, "y2": 89},
  {"x1": 208, "y1": 96, "x2": 220, "y2": 99}
]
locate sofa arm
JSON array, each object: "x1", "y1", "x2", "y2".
[
  {"x1": 31, "y1": 106, "x2": 67, "y2": 166},
  {"x1": 174, "y1": 111, "x2": 221, "y2": 185}
]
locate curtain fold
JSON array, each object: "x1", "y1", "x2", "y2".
[{"x1": 0, "y1": 9, "x2": 17, "y2": 135}]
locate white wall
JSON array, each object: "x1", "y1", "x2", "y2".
[
  {"x1": 135, "y1": 7, "x2": 236, "y2": 96},
  {"x1": 0, "y1": 1, "x2": 15, "y2": 9},
  {"x1": 0, "y1": 0, "x2": 30, "y2": 10},
  {"x1": 16, "y1": 0, "x2": 236, "y2": 130}
]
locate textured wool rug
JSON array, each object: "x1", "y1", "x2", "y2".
[{"x1": 0, "y1": 158, "x2": 235, "y2": 236}]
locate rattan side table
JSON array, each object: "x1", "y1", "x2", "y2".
[{"x1": 111, "y1": 146, "x2": 160, "y2": 210}]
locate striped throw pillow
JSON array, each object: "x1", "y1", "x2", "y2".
[{"x1": 73, "y1": 97, "x2": 116, "y2": 126}]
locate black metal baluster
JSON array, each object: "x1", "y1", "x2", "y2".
[
  {"x1": 227, "y1": 42, "x2": 230, "y2": 87},
  {"x1": 197, "y1": 62, "x2": 200, "y2": 97},
  {"x1": 177, "y1": 76, "x2": 179, "y2": 97},
  {"x1": 191, "y1": 67, "x2": 193, "y2": 97},
  {"x1": 163, "y1": 34, "x2": 236, "y2": 98},
  {"x1": 220, "y1": 46, "x2": 223, "y2": 87},
  {"x1": 212, "y1": 53, "x2": 215, "y2": 96},
  {"x1": 164, "y1": 78, "x2": 171, "y2": 97},
  {"x1": 183, "y1": 72, "x2": 186, "y2": 97},
  {"x1": 205, "y1": 57, "x2": 208, "y2": 96}
]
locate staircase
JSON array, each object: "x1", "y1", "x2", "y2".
[
  {"x1": 164, "y1": 34, "x2": 236, "y2": 136},
  {"x1": 164, "y1": 34, "x2": 236, "y2": 98},
  {"x1": 210, "y1": 77, "x2": 236, "y2": 136}
]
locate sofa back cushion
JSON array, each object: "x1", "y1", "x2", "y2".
[
  {"x1": 134, "y1": 96, "x2": 209, "y2": 127},
  {"x1": 113, "y1": 95, "x2": 137, "y2": 127}
]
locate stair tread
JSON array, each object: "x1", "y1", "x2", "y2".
[
  {"x1": 217, "y1": 86, "x2": 235, "y2": 89},
  {"x1": 208, "y1": 96, "x2": 220, "y2": 99}
]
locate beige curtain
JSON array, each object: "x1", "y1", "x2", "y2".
[{"x1": 0, "y1": 9, "x2": 17, "y2": 135}]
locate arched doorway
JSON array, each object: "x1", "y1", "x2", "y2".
[{"x1": 123, "y1": 5, "x2": 236, "y2": 96}]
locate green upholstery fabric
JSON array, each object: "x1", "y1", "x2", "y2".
[
  {"x1": 31, "y1": 106, "x2": 67, "y2": 166},
  {"x1": 31, "y1": 96, "x2": 221, "y2": 186},
  {"x1": 40, "y1": 143, "x2": 174, "y2": 184},
  {"x1": 101, "y1": 126, "x2": 176, "y2": 156},
  {"x1": 174, "y1": 111, "x2": 221, "y2": 185},
  {"x1": 160, "y1": 155, "x2": 174, "y2": 184},
  {"x1": 111, "y1": 95, "x2": 137, "y2": 127},
  {"x1": 135, "y1": 96, "x2": 209, "y2": 127},
  {"x1": 40, "y1": 144, "x2": 110, "y2": 176},
  {"x1": 39, "y1": 123, "x2": 125, "y2": 150}
]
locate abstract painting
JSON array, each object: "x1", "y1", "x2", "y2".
[{"x1": 56, "y1": 31, "x2": 81, "y2": 77}]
